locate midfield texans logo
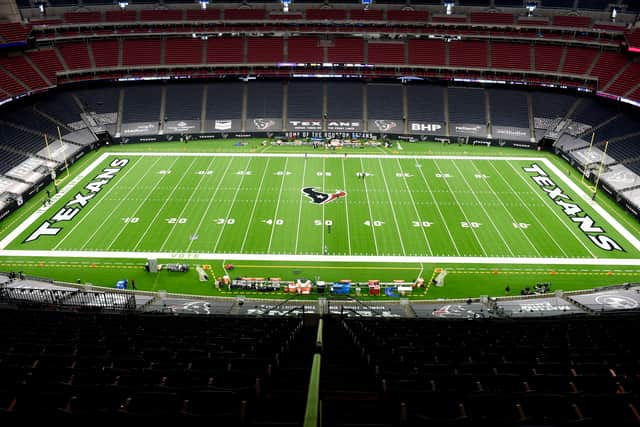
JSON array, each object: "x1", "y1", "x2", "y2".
[{"x1": 302, "y1": 187, "x2": 347, "y2": 205}]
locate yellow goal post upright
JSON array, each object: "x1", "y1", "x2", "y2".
[
  {"x1": 43, "y1": 128, "x2": 71, "y2": 187},
  {"x1": 591, "y1": 140, "x2": 609, "y2": 201},
  {"x1": 56, "y1": 126, "x2": 71, "y2": 185},
  {"x1": 581, "y1": 132, "x2": 595, "y2": 185}
]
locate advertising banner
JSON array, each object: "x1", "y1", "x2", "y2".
[{"x1": 245, "y1": 118, "x2": 282, "y2": 132}]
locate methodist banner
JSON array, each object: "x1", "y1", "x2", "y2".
[
  {"x1": 165, "y1": 120, "x2": 200, "y2": 133},
  {"x1": 408, "y1": 121, "x2": 445, "y2": 135},
  {"x1": 245, "y1": 118, "x2": 283, "y2": 132},
  {"x1": 450, "y1": 123, "x2": 487, "y2": 137},
  {"x1": 368, "y1": 119, "x2": 401, "y2": 133},
  {"x1": 492, "y1": 126, "x2": 531, "y2": 141},
  {"x1": 327, "y1": 120, "x2": 364, "y2": 132},
  {"x1": 203, "y1": 119, "x2": 242, "y2": 132},
  {"x1": 286, "y1": 119, "x2": 322, "y2": 131},
  {"x1": 121, "y1": 122, "x2": 159, "y2": 135}
]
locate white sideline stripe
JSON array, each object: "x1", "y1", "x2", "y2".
[
  {"x1": 2, "y1": 152, "x2": 639, "y2": 261},
  {"x1": 0, "y1": 152, "x2": 112, "y2": 250},
  {"x1": 1, "y1": 249, "x2": 639, "y2": 266},
  {"x1": 540, "y1": 158, "x2": 640, "y2": 253}
]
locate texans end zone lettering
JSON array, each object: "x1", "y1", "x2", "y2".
[
  {"x1": 302, "y1": 187, "x2": 347, "y2": 205},
  {"x1": 24, "y1": 158, "x2": 129, "y2": 243},
  {"x1": 524, "y1": 163, "x2": 624, "y2": 252}
]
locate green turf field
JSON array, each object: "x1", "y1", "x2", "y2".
[
  {"x1": 1, "y1": 140, "x2": 639, "y2": 299},
  {"x1": 3, "y1": 151, "x2": 640, "y2": 261}
]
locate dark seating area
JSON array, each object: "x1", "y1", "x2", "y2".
[
  {"x1": 0, "y1": 307, "x2": 303, "y2": 420},
  {"x1": 5, "y1": 308, "x2": 638, "y2": 423}
]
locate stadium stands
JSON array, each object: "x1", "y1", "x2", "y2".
[
  {"x1": 122, "y1": 85, "x2": 162, "y2": 123},
  {"x1": 287, "y1": 81, "x2": 323, "y2": 119},
  {"x1": 488, "y1": 90, "x2": 530, "y2": 128},
  {"x1": 246, "y1": 82, "x2": 283, "y2": 119},
  {"x1": 367, "y1": 84, "x2": 403, "y2": 120},
  {"x1": 327, "y1": 82, "x2": 363, "y2": 120},
  {"x1": 205, "y1": 82, "x2": 243, "y2": 120}
]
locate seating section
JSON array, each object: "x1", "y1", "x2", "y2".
[
  {"x1": 165, "y1": 83, "x2": 203, "y2": 121},
  {"x1": 534, "y1": 45, "x2": 562, "y2": 73},
  {"x1": 489, "y1": 90, "x2": 530, "y2": 128},
  {"x1": 59, "y1": 42, "x2": 92, "y2": 70},
  {"x1": 408, "y1": 39, "x2": 446, "y2": 66},
  {"x1": 0, "y1": 147, "x2": 29, "y2": 174},
  {"x1": 246, "y1": 82, "x2": 283, "y2": 118},
  {"x1": 531, "y1": 92, "x2": 577, "y2": 119},
  {"x1": 205, "y1": 82, "x2": 243, "y2": 120},
  {"x1": 91, "y1": 40, "x2": 119, "y2": 68},
  {"x1": 449, "y1": 40, "x2": 488, "y2": 68},
  {"x1": 338, "y1": 315, "x2": 640, "y2": 427},
  {"x1": 491, "y1": 42, "x2": 531, "y2": 70},
  {"x1": 122, "y1": 39, "x2": 161, "y2": 66},
  {"x1": 0, "y1": 120, "x2": 54, "y2": 154},
  {"x1": 327, "y1": 38, "x2": 364, "y2": 64},
  {"x1": 561, "y1": 47, "x2": 598, "y2": 75},
  {"x1": 606, "y1": 63, "x2": 640, "y2": 97},
  {"x1": 407, "y1": 85, "x2": 445, "y2": 122},
  {"x1": 287, "y1": 81, "x2": 323, "y2": 118},
  {"x1": 367, "y1": 84, "x2": 403, "y2": 119},
  {"x1": 74, "y1": 87, "x2": 119, "y2": 114},
  {"x1": 122, "y1": 85, "x2": 161, "y2": 123},
  {"x1": 247, "y1": 38, "x2": 283, "y2": 63},
  {"x1": 367, "y1": 42, "x2": 405, "y2": 65},
  {"x1": 287, "y1": 37, "x2": 323, "y2": 63},
  {"x1": 206, "y1": 38, "x2": 243, "y2": 64},
  {"x1": 27, "y1": 49, "x2": 65, "y2": 85},
  {"x1": 35, "y1": 92, "x2": 83, "y2": 125},
  {"x1": 0, "y1": 307, "x2": 303, "y2": 419},
  {"x1": 570, "y1": 97, "x2": 618, "y2": 125},
  {"x1": 448, "y1": 87, "x2": 486, "y2": 124},
  {"x1": 0, "y1": 56, "x2": 47, "y2": 91},
  {"x1": 0, "y1": 23, "x2": 31, "y2": 44},
  {"x1": 165, "y1": 38, "x2": 203, "y2": 65},
  {"x1": 327, "y1": 82, "x2": 363, "y2": 120},
  {"x1": 590, "y1": 51, "x2": 629, "y2": 91}
]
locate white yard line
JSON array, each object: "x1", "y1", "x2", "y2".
[
  {"x1": 267, "y1": 158, "x2": 289, "y2": 254},
  {"x1": 377, "y1": 158, "x2": 407, "y2": 256},
  {"x1": 395, "y1": 158, "x2": 432, "y2": 255},
  {"x1": 359, "y1": 157, "x2": 380, "y2": 256},
  {"x1": 505, "y1": 161, "x2": 598, "y2": 257},
  {"x1": 212, "y1": 157, "x2": 253, "y2": 253},
  {"x1": 186, "y1": 158, "x2": 236, "y2": 252},
  {"x1": 0, "y1": 152, "x2": 112, "y2": 250},
  {"x1": 160, "y1": 157, "x2": 217, "y2": 252},
  {"x1": 239, "y1": 158, "x2": 271, "y2": 252},
  {"x1": 450, "y1": 160, "x2": 514, "y2": 256},
  {"x1": 54, "y1": 156, "x2": 149, "y2": 250},
  {"x1": 432, "y1": 160, "x2": 489, "y2": 256},
  {"x1": 2, "y1": 248, "x2": 640, "y2": 266},
  {"x1": 414, "y1": 160, "x2": 461, "y2": 256},
  {"x1": 471, "y1": 160, "x2": 542, "y2": 257},
  {"x1": 486, "y1": 161, "x2": 569, "y2": 257},
  {"x1": 341, "y1": 157, "x2": 352, "y2": 255},
  {"x1": 541, "y1": 158, "x2": 640, "y2": 253},
  {"x1": 294, "y1": 157, "x2": 307, "y2": 254},
  {"x1": 3, "y1": 152, "x2": 639, "y2": 264},
  {"x1": 129, "y1": 158, "x2": 198, "y2": 250}
]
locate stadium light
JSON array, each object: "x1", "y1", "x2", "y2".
[
  {"x1": 281, "y1": 0, "x2": 291, "y2": 13},
  {"x1": 200, "y1": 0, "x2": 208, "y2": 10},
  {"x1": 35, "y1": 0, "x2": 46, "y2": 14},
  {"x1": 611, "y1": 7, "x2": 617, "y2": 22},
  {"x1": 526, "y1": 1, "x2": 537, "y2": 17},
  {"x1": 361, "y1": 0, "x2": 372, "y2": 11},
  {"x1": 444, "y1": 0, "x2": 454, "y2": 16},
  {"x1": 118, "y1": 1, "x2": 128, "y2": 10}
]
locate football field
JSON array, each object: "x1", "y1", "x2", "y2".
[{"x1": 2, "y1": 152, "x2": 640, "y2": 265}]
